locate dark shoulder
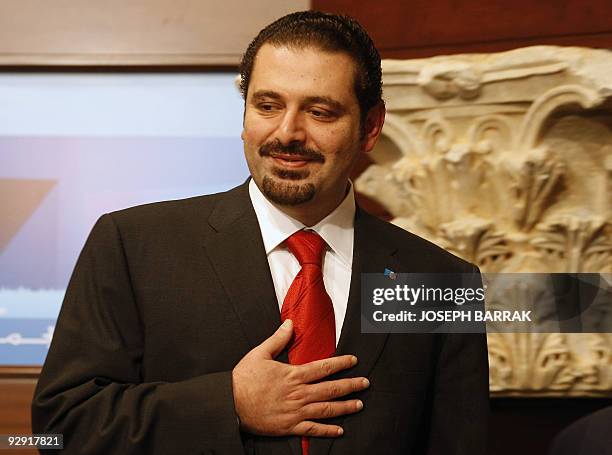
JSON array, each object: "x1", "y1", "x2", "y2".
[
  {"x1": 361, "y1": 210, "x2": 476, "y2": 273},
  {"x1": 109, "y1": 193, "x2": 220, "y2": 230},
  {"x1": 101, "y1": 184, "x2": 245, "y2": 246}
]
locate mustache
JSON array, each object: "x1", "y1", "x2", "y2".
[{"x1": 259, "y1": 140, "x2": 325, "y2": 162}]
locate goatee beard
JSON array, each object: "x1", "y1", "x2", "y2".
[{"x1": 261, "y1": 175, "x2": 315, "y2": 206}]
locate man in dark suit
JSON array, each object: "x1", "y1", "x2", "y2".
[{"x1": 32, "y1": 11, "x2": 489, "y2": 454}]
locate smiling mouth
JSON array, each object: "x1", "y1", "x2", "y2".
[{"x1": 270, "y1": 154, "x2": 315, "y2": 168}]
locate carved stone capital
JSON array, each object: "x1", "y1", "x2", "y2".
[{"x1": 358, "y1": 46, "x2": 612, "y2": 397}]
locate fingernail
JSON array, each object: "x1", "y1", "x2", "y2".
[
  {"x1": 282, "y1": 319, "x2": 292, "y2": 328},
  {"x1": 362, "y1": 378, "x2": 370, "y2": 388},
  {"x1": 356, "y1": 400, "x2": 363, "y2": 410},
  {"x1": 351, "y1": 356, "x2": 358, "y2": 365},
  {"x1": 337, "y1": 427, "x2": 344, "y2": 436}
]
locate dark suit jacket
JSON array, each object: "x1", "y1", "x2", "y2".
[{"x1": 32, "y1": 181, "x2": 489, "y2": 454}]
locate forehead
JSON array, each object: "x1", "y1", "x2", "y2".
[{"x1": 248, "y1": 44, "x2": 358, "y2": 104}]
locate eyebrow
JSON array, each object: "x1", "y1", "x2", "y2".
[
  {"x1": 303, "y1": 96, "x2": 345, "y2": 114},
  {"x1": 250, "y1": 91, "x2": 346, "y2": 113},
  {"x1": 251, "y1": 90, "x2": 283, "y2": 102}
]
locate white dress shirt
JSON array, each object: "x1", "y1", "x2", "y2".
[{"x1": 248, "y1": 179, "x2": 355, "y2": 346}]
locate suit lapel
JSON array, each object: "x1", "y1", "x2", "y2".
[
  {"x1": 203, "y1": 181, "x2": 282, "y2": 350},
  {"x1": 336, "y1": 209, "x2": 401, "y2": 357},
  {"x1": 310, "y1": 208, "x2": 401, "y2": 455}
]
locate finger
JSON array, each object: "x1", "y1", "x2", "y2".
[
  {"x1": 291, "y1": 421, "x2": 344, "y2": 438},
  {"x1": 300, "y1": 399, "x2": 364, "y2": 420},
  {"x1": 306, "y1": 377, "x2": 370, "y2": 402},
  {"x1": 255, "y1": 319, "x2": 293, "y2": 359},
  {"x1": 297, "y1": 355, "x2": 358, "y2": 383}
]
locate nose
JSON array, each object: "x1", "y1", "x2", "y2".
[{"x1": 275, "y1": 109, "x2": 306, "y2": 145}]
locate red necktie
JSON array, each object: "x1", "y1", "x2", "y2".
[{"x1": 281, "y1": 230, "x2": 336, "y2": 455}]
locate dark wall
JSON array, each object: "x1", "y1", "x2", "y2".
[{"x1": 490, "y1": 398, "x2": 612, "y2": 455}]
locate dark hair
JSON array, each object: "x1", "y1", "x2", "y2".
[{"x1": 239, "y1": 11, "x2": 383, "y2": 123}]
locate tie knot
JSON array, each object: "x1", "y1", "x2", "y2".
[{"x1": 285, "y1": 230, "x2": 327, "y2": 266}]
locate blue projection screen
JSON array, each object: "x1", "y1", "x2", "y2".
[{"x1": 0, "y1": 73, "x2": 249, "y2": 364}]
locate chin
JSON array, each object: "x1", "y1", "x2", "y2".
[{"x1": 261, "y1": 175, "x2": 316, "y2": 206}]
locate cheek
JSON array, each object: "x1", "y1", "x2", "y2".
[
  {"x1": 243, "y1": 112, "x2": 277, "y2": 142},
  {"x1": 242, "y1": 119, "x2": 260, "y2": 143},
  {"x1": 312, "y1": 125, "x2": 341, "y2": 147},
  {"x1": 313, "y1": 127, "x2": 360, "y2": 160},
  {"x1": 242, "y1": 129, "x2": 258, "y2": 146}
]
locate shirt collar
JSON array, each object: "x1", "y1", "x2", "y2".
[{"x1": 248, "y1": 179, "x2": 355, "y2": 267}]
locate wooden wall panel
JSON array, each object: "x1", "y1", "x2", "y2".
[
  {"x1": 0, "y1": 379, "x2": 37, "y2": 455},
  {"x1": 312, "y1": 0, "x2": 612, "y2": 58},
  {"x1": 0, "y1": 380, "x2": 35, "y2": 433}
]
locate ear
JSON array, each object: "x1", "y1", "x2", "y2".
[{"x1": 361, "y1": 102, "x2": 386, "y2": 154}]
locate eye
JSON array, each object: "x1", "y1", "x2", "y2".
[
  {"x1": 255, "y1": 102, "x2": 282, "y2": 115},
  {"x1": 309, "y1": 108, "x2": 333, "y2": 119}
]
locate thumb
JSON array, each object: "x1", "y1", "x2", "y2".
[{"x1": 256, "y1": 319, "x2": 293, "y2": 359}]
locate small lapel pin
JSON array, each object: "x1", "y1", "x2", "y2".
[{"x1": 384, "y1": 268, "x2": 397, "y2": 280}]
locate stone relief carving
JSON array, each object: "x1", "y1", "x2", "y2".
[{"x1": 356, "y1": 46, "x2": 612, "y2": 396}]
